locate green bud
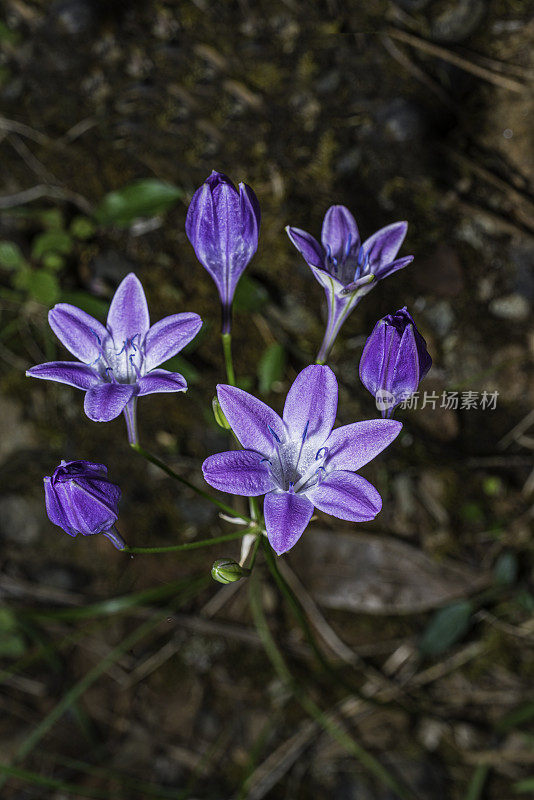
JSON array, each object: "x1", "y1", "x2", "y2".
[
  {"x1": 212, "y1": 397, "x2": 231, "y2": 430},
  {"x1": 211, "y1": 558, "x2": 249, "y2": 584}
]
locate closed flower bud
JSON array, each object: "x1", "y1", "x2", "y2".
[
  {"x1": 185, "y1": 171, "x2": 260, "y2": 333},
  {"x1": 211, "y1": 558, "x2": 250, "y2": 584},
  {"x1": 359, "y1": 307, "x2": 431, "y2": 418},
  {"x1": 44, "y1": 460, "x2": 126, "y2": 549},
  {"x1": 212, "y1": 396, "x2": 231, "y2": 429}
]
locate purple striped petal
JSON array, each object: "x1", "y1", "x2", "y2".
[
  {"x1": 264, "y1": 490, "x2": 314, "y2": 555},
  {"x1": 359, "y1": 322, "x2": 420, "y2": 401},
  {"x1": 144, "y1": 312, "x2": 202, "y2": 371},
  {"x1": 48, "y1": 304, "x2": 108, "y2": 363},
  {"x1": 136, "y1": 369, "x2": 187, "y2": 396},
  {"x1": 285, "y1": 226, "x2": 324, "y2": 268},
  {"x1": 307, "y1": 471, "x2": 382, "y2": 522},
  {"x1": 59, "y1": 480, "x2": 118, "y2": 535},
  {"x1": 283, "y1": 365, "x2": 338, "y2": 450},
  {"x1": 321, "y1": 205, "x2": 360, "y2": 258},
  {"x1": 374, "y1": 255, "x2": 413, "y2": 281},
  {"x1": 26, "y1": 361, "x2": 101, "y2": 390},
  {"x1": 44, "y1": 478, "x2": 75, "y2": 535},
  {"x1": 84, "y1": 383, "x2": 136, "y2": 422},
  {"x1": 106, "y1": 273, "x2": 150, "y2": 346},
  {"x1": 202, "y1": 450, "x2": 273, "y2": 496},
  {"x1": 217, "y1": 384, "x2": 285, "y2": 455},
  {"x1": 324, "y1": 419, "x2": 402, "y2": 472},
  {"x1": 362, "y1": 221, "x2": 408, "y2": 270}
]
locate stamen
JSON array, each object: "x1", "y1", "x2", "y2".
[
  {"x1": 315, "y1": 446, "x2": 329, "y2": 461},
  {"x1": 288, "y1": 481, "x2": 295, "y2": 494},
  {"x1": 294, "y1": 419, "x2": 310, "y2": 475},
  {"x1": 345, "y1": 233, "x2": 352, "y2": 257},
  {"x1": 129, "y1": 353, "x2": 141, "y2": 380},
  {"x1": 267, "y1": 425, "x2": 281, "y2": 444},
  {"x1": 105, "y1": 366, "x2": 117, "y2": 383},
  {"x1": 260, "y1": 457, "x2": 271, "y2": 465}
]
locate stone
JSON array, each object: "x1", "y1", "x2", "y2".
[
  {"x1": 290, "y1": 529, "x2": 486, "y2": 615},
  {"x1": 489, "y1": 293, "x2": 530, "y2": 321}
]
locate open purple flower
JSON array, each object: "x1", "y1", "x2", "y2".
[
  {"x1": 286, "y1": 205, "x2": 413, "y2": 363},
  {"x1": 359, "y1": 307, "x2": 432, "y2": 417},
  {"x1": 185, "y1": 170, "x2": 260, "y2": 333},
  {"x1": 27, "y1": 273, "x2": 202, "y2": 444},
  {"x1": 202, "y1": 365, "x2": 401, "y2": 555},
  {"x1": 44, "y1": 460, "x2": 126, "y2": 550}
]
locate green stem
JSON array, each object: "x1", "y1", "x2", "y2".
[
  {"x1": 221, "y1": 331, "x2": 236, "y2": 386},
  {"x1": 248, "y1": 572, "x2": 415, "y2": 800},
  {"x1": 130, "y1": 442, "x2": 252, "y2": 525},
  {"x1": 124, "y1": 529, "x2": 252, "y2": 554}
]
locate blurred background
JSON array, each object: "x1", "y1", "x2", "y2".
[{"x1": 0, "y1": 1, "x2": 533, "y2": 798}]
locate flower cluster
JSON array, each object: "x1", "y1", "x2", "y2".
[{"x1": 27, "y1": 168, "x2": 431, "y2": 557}]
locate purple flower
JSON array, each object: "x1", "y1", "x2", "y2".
[
  {"x1": 185, "y1": 170, "x2": 261, "y2": 333},
  {"x1": 202, "y1": 365, "x2": 401, "y2": 555},
  {"x1": 44, "y1": 460, "x2": 126, "y2": 550},
  {"x1": 286, "y1": 205, "x2": 413, "y2": 363},
  {"x1": 26, "y1": 273, "x2": 202, "y2": 444},
  {"x1": 359, "y1": 306, "x2": 432, "y2": 418}
]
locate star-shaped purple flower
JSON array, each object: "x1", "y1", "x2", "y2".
[
  {"x1": 27, "y1": 273, "x2": 202, "y2": 443},
  {"x1": 286, "y1": 205, "x2": 413, "y2": 364},
  {"x1": 202, "y1": 365, "x2": 401, "y2": 555}
]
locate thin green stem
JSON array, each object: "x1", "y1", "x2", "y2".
[
  {"x1": 124, "y1": 529, "x2": 251, "y2": 554},
  {"x1": 248, "y1": 572, "x2": 416, "y2": 800},
  {"x1": 221, "y1": 331, "x2": 236, "y2": 385},
  {"x1": 464, "y1": 765, "x2": 490, "y2": 800},
  {"x1": 247, "y1": 533, "x2": 263, "y2": 572},
  {"x1": 130, "y1": 442, "x2": 252, "y2": 525}
]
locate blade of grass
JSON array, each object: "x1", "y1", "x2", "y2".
[
  {"x1": 45, "y1": 754, "x2": 192, "y2": 800},
  {"x1": 0, "y1": 765, "x2": 115, "y2": 800},
  {"x1": 0, "y1": 576, "x2": 208, "y2": 792},
  {"x1": 465, "y1": 765, "x2": 490, "y2": 800},
  {"x1": 248, "y1": 570, "x2": 416, "y2": 800}
]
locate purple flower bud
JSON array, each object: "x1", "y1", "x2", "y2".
[
  {"x1": 359, "y1": 307, "x2": 432, "y2": 418},
  {"x1": 185, "y1": 171, "x2": 261, "y2": 332},
  {"x1": 44, "y1": 460, "x2": 126, "y2": 549}
]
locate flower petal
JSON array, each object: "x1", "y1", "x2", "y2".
[
  {"x1": 217, "y1": 384, "x2": 285, "y2": 455},
  {"x1": 307, "y1": 471, "x2": 382, "y2": 522},
  {"x1": 202, "y1": 450, "x2": 273, "y2": 496},
  {"x1": 374, "y1": 255, "x2": 413, "y2": 281},
  {"x1": 185, "y1": 174, "x2": 259, "y2": 307},
  {"x1": 136, "y1": 369, "x2": 187, "y2": 396},
  {"x1": 44, "y1": 478, "x2": 75, "y2": 535},
  {"x1": 60, "y1": 480, "x2": 118, "y2": 535},
  {"x1": 144, "y1": 313, "x2": 202, "y2": 371},
  {"x1": 321, "y1": 205, "x2": 360, "y2": 258},
  {"x1": 285, "y1": 226, "x2": 324, "y2": 268},
  {"x1": 263, "y1": 490, "x2": 314, "y2": 555},
  {"x1": 283, "y1": 365, "x2": 338, "y2": 450},
  {"x1": 84, "y1": 383, "x2": 136, "y2": 422},
  {"x1": 48, "y1": 304, "x2": 108, "y2": 363},
  {"x1": 324, "y1": 419, "x2": 402, "y2": 472},
  {"x1": 106, "y1": 273, "x2": 150, "y2": 346},
  {"x1": 362, "y1": 222, "x2": 408, "y2": 270},
  {"x1": 26, "y1": 361, "x2": 101, "y2": 390},
  {"x1": 308, "y1": 265, "x2": 347, "y2": 301}
]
